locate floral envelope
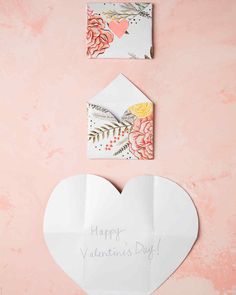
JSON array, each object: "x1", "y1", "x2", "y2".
[
  {"x1": 87, "y1": 2, "x2": 153, "y2": 59},
  {"x1": 88, "y1": 74, "x2": 154, "y2": 160}
]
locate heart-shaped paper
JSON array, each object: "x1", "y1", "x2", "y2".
[
  {"x1": 109, "y1": 19, "x2": 129, "y2": 38},
  {"x1": 44, "y1": 175, "x2": 198, "y2": 295}
]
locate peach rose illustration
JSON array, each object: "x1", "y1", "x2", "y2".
[
  {"x1": 87, "y1": 12, "x2": 114, "y2": 58},
  {"x1": 129, "y1": 115, "x2": 154, "y2": 160}
]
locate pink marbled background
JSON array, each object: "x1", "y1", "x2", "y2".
[{"x1": 0, "y1": 0, "x2": 236, "y2": 294}]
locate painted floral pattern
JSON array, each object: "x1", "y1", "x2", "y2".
[
  {"x1": 87, "y1": 8, "x2": 114, "y2": 58},
  {"x1": 86, "y1": 3, "x2": 153, "y2": 59},
  {"x1": 129, "y1": 115, "x2": 153, "y2": 160},
  {"x1": 88, "y1": 102, "x2": 154, "y2": 160}
]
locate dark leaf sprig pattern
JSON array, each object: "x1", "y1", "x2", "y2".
[
  {"x1": 88, "y1": 121, "x2": 133, "y2": 143},
  {"x1": 121, "y1": 109, "x2": 136, "y2": 123},
  {"x1": 88, "y1": 103, "x2": 112, "y2": 114},
  {"x1": 113, "y1": 142, "x2": 130, "y2": 156},
  {"x1": 88, "y1": 103, "x2": 118, "y2": 122},
  {"x1": 103, "y1": 3, "x2": 151, "y2": 21},
  {"x1": 144, "y1": 46, "x2": 154, "y2": 59}
]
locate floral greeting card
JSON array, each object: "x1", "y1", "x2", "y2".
[
  {"x1": 87, "y1": 74, "x2": 154, "y2": 160},
  {"x1": 87, "y1": 3, "x2": 153, "y2": 59}
]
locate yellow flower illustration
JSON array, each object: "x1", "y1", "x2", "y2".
[{"x1": 128, "y1": 102, "x2": 153, "y2": 118}]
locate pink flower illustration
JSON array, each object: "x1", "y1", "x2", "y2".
[
  {"x1": 87, "y1": 12, "x2": 114, "y2": 58},
  {"x1": 129, "y1": 115, "x2": 154, "y2": 160},
  {"x1": 87, "y1": 6, "x2": 94, "y2": 16}
]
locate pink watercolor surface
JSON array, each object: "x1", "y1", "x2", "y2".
[{"x1": 0, "y1": 0, "x2": 236, "y2": 294}]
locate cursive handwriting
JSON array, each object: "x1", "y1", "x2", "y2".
[
  {"x1": 80, "y1": 239, "x2": 161, "y2": 261},
  {"x1": 90, "y1": 225, "x2": 125, "y2": 241}
]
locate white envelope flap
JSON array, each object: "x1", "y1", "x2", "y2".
[{"x1": 90, "y1": 74, "x2": 151, "y2": 119}]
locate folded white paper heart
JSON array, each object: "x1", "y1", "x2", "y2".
[{"x1": 44, "y1": 175, "x2": 198, "y2": 295}]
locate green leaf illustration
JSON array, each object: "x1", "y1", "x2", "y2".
[
  {"x1": 88, "y1": 121, "x2": 132, "y2": 143},
  {"x1": 113, "y1": 142, "x2": 130, "y2": 156},
  {"x1": 103, "y1": 3, "x2": 151, "y2": 21}
]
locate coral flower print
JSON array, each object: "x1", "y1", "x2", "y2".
[
  {"x1": 87, "y1": 10, "x2": 114, "y2": 58},
  {"x1": 87, "y1": 6, "x2": 94, "y2": 16},
  {"x1": 129, "y1": 115, "x2": 154, "y2": 160}
]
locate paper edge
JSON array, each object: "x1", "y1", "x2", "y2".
[{"x1": 43, "y1": 174, "x2": 199, "y2": 295}]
